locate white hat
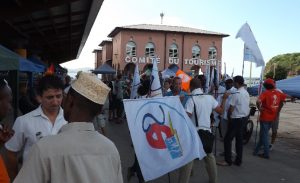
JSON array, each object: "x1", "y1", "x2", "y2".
[
  {"x1": 224, "y1": 74, "x2": 232, "y2": 81},
  {"x1": 71, "y1": 72, "x2": 110, "y2": 105}
]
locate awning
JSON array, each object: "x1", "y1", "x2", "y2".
[
  {"x1": 247, "y1": 75, "x2": 300, "y2": 98},
  {"x1": 0, "y1": 45, "x2": 45, "y2": 72},
  {"x1": 0, "y1": 0, "x2": 104, "y2": 64},
  {"x1": 92, "y1": 63, "x2": 116, "y2": 74}
]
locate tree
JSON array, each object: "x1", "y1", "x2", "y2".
[
  {"x1": 265, "y1": 65, "x2": 288, "y2": 81},
  {"x1": 265, "y1": 53, "x2": 300, "y2": 80}
]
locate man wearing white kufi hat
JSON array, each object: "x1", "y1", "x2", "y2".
[{"x1": 14, "y1": 72, "x2": 123, "y2": 183}]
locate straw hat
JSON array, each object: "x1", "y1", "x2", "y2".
[{"x1": 71, "y1": 72, "x2": 110, "y2": 105}]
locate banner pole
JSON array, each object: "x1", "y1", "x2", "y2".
[
  {"x1": 254, "y1": 110, "x2": 260, "y2": 148},
  {"x1": 249, "y1": 62, "x2": 252, "y2": 87},
  {"x1": 242, "y1": 61, "x2": 245, "y2": 78},
  {"x1": 242, "y1": 45, "x2": 245, "y2": 77}
]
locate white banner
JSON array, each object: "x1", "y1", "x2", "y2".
[
  {"x1": 124, "y1": 96, "x2": 205, "y2": 181},
  {"x1": 236, "y1": 23, "x2": 265, "y2": 67},
  {"x1": 150, "y1": 57, "x2": 162, "y2": 97},
  {"x1": 130, "y1": 64, "x2": 140, "y2": 99}
]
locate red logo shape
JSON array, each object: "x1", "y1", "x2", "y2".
[{"x1": 146, "y1": 123, "x2": 172, "y2": 149}]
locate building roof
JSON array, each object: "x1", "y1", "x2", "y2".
[
  {"x1": 108, "y1": 24, "x2": 229, "y2": 37},
  {"x1": 0, "y1": 0, "x2": 104, "y2": 64},
  {"x1": 99, "y1": 39, "x2": 112, "y2": 46},
  {"x1": 92, "y1": 48, "x2": 102, "y2": 53}
]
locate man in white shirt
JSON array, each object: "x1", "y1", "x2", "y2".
[
  {"x1": 5, "y1": 75, "x2": 67, "y2": 179},
  {"x1": 218, "y1": 75, "x2": 250, "y2": 166},
  {"x1": 14, "y1": 72, "x2": 123, "y2": 183},
  {"x1": 219, "y1": 77, "x2": 237, "y2": 138},
  {"x1": 184, "y1": 78, "x2": 229, "y2": 183}
]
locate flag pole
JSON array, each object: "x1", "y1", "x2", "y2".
[
  {"x1": 242, "y1": 45, "x2": 245, "y2": 77},
  {"x1": 249, "y1": 62, "x2": 252, "y2": 87},
  {"x1": 254, "y1": 66, "x2": 265, "y2": 147}
]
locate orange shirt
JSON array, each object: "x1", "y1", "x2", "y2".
[
  {"x1": 0, "y1": 155, "x2": 10, "y2": 183},
  {"x1": 258, "y1": 89, "x2": 286, "y2": 122}
]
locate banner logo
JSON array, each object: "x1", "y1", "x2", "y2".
[{"x1": 140, "y1": 104, "x2": 183, "y2": 159}]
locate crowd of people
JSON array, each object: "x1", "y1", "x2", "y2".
[{"x1": 0, "y1": 68, "x2": 292, "y2": 183}]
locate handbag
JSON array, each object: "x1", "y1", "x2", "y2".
[
  {"x1": 192, "y1": 97, "x2": 215, "y2": 154},
  {"x1": 197, "y1": 129, "x2": 215, "y2": 154}
]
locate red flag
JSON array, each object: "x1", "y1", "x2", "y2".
[{"x1": 45, "y1": 63, "x2": 55, "y2": 75}]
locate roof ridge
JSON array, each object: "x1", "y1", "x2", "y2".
[{"x1": 108, "y1": 24, "x2": 229, "y2": 37}]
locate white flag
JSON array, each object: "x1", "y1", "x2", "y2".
[
  {"x1": 123, "y1": 96, "x2": 205, "y2": 181},
  {"x1": 150, "y1": 57, "x2": 162, "y2": 97},
  {"x1": 130, "y1": 64, "x2": 140, "y2": 99},
  {"x1": 236, "y1": 23, "x2": 265, "y2": 67},
  {"x1": 243, "y1": 45, "x2": 255, "y2": 62},
  {"x1": 205, "y1": 65, "x2": 210, "y2": 93}
]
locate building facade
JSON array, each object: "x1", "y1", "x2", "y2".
[
  {"x1": 95, "y1": 24, "x2": 229, "y2": 76},
  {"x1": 93, "y1": 49, "x2": 102, "y2": 68}
]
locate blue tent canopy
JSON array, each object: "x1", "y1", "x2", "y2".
[
  {"x1": 92, "y1": 63, "x2": 116, "y2": 74},
  {"x1": 19, "y1": 57, "x2": 45, "y2": 72},
  {"x1": 248, "y1": 76, "x2": 300, "y2": 98},
  {"x1": 0, "y1": 45, "x2": 45, "y2": 72},
  {"x1": 28, "y1": 55, "x2": 47, "y2": 67}
]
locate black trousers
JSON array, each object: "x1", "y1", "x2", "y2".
[
  {"x1": 131, "y1": 154, "x2": 144, "y2": 182},
  {"x1": 224, "y1": 117, "x2": 247, "y2": 165}
]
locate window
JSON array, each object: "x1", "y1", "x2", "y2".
[
  {"x1": 145, "y1": 42, "x2": 155, "y2": 57},
  {"x1": 192, "y1": 45, "x2": 200, "y2": 59},
  {"x1": 126, "y1": 41, "x2": 136, "y2": 57},
  {"x1": 169, "y1": 43, "x2": 178, "y2": 58},
  {"x1": 208, "y1": 47, "x2": 217, "y2": 59}
]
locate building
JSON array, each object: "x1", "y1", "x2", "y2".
[
  {"x1": 93, "y1": 48, "x2": 102, "y2": 68},
  {"x1": 95, "y1": 24, "x2": 229, "y2": 76},
  {"x1": 98, "y1": 40, "x2": 113, "y2": 67}
]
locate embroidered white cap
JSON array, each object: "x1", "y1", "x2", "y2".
[
  {"x1": 224, "y1": 74, "x2": 233, "y2": 82},
  {"x1": 71, "y1": 72, "x2": 110, "y2": 105}
]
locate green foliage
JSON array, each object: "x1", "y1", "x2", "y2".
[
  {"x1": 265, "y1": 53, "x2": 300, "y2": 80},
  {"x1": 265, "y1": 65, "x2": 288, "y2": 80},
  {"x1": 296, "y1": 65, "x2": 300, "y2": 75}
]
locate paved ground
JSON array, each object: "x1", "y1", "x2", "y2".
[{"x1": 105, "y1": 100, "x2": 300, "y2": 183}]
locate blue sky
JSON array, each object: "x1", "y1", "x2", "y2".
[{"x1": 62, "y1": 0, "x2": 300, "y2": 77}]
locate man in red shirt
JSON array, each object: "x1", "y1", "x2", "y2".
[{"x1": 253, "y1": 78, "x2": 286, "y2": 159}]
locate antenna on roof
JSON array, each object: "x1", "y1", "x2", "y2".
[{"x1": 160, "y1": 12, "x2": 164, "y2": 24}]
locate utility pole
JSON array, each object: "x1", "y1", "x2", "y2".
[{"x1": 273, "y1": 63, "x2": 277, "y2": 79}]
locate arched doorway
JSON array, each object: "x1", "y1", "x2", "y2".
[
  {"x1": 123, "y1": 63, "x2": 135, "y2": 76},
  {"x1": 105, "y1": 59, "x2": 112, "y2": 67}
]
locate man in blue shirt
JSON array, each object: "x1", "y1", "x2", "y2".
[
  {"x1": 165, "y1": 77, "x2": 188, "y2": 106},
  {"x1": 165, "y1": 76, "x2": 189, "y2": 182}
]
